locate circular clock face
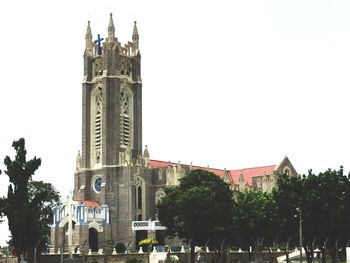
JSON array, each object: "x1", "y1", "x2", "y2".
[{"x1": 93, "y1": 177, "x2": 102, "y2": 192}]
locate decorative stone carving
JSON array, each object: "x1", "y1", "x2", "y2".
[
  {"x1": 120, "y1": 57, "x2": 131, "y2": 76},
  {"x1": 119, "y1": 147, "x2": 132, "y2": 166},
  {"x1": 125, "y1": 147, "x2": 132, "y2": 165},
  {"x1": 119, "y1": 151, "x2": 126, "y2": 166},
  {"x1": 155, "y1": 189, "x2": 165, "y2": 204},
  {"x1": 94, "y1": 58, "x2": 104, "y2": 77}
]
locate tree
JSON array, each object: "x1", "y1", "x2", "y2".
[
  {"x1": 307, "y1": 167, "x2": 350, "y2": 263},
  {"x1": 273, "y1": 173, "x2": 303, "y2": 262},
  {"x1": 232, "y1": 190, "x2": 277, "y2": 262},
  {"x1": 273, "y1": 167, "x2": 350, "y2": 263},
  {"x1": 0, "y1": 138, "x2": 60, "y2": 261},
  {"x1": 157, "y1": 169, "x2": 234, "y2": 263}
]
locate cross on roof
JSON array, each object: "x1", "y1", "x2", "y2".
[{"x1": 94, "y1": 34, "x2": 104, "y2": 55}]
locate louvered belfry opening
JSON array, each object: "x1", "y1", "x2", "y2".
[
  {"x1": 120, "y1": 87, "x2": 132, "y2": 148},
  {"x1": 94, "y1": 87, "x2": 102, "y2": 163}
]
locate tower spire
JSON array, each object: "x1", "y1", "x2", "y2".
[
  {"x1": 85, "y1": 21, "x2": 92, "y2": 49},
  {"x1": 132, "y1": 21, "x2": 139, "y2": 49},
  {"x1": 108, "y1": 13, "x2": 115, "y2": 42}
]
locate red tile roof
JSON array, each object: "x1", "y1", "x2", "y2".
[
  {"x1": 230, "y1": 165, "x2": 276, "y2": 185},
  {"x1": 149, "y1": 160, "x2": 172, "y2": 168},
  {"x1": 149, "y1": 159, "x2": 276, "y2": 186},
  {"x1": 76, "y1": 200, "x2": 101, "y2": 208}
]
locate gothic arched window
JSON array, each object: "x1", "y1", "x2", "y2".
[
  {"x1": 137, "y1": 185, "x2": 142, "y2": 209},
  {"x1": 134, "y1": 177, "x2": 145, "y2": 219},
  {"x1": 283, "y1": 166, "x2": 292, "y2": 176}
]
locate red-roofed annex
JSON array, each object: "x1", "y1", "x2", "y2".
[{"x1": 148, "y1": 155, "x2": 297, "y2": 192}]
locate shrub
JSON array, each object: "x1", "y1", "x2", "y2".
[{"x1": 115, "y1": 242, "x2": 126, "y2": 253}]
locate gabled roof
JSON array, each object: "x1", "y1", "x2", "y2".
[{"x1": 229, "y1": 165, "x2": 276, "y2": 186}]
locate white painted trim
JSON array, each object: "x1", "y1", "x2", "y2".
[
  {"x1": 58, "y1": 216, "x2": 77, "y2": 228},
  {"x1": 89, "y1": 221, "x2": 103, "y2": 232}
]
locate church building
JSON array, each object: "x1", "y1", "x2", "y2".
[{"x1": 49, "y1": 14, "x2": 297, "y2": 253}]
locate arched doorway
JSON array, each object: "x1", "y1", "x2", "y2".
[
  {"x1": 156, "y1": 230, "x2": 165, "y2": 246},
  {"x1": 135, "y1": 230, "x2": 147, "y2": 249},
  {"x1": 89, "y1": 228, "x2": 98, "y2": 252}
]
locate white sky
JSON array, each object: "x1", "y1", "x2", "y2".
[{"x1": 0, "y1": 0, "x2": 350, "y2": 246}]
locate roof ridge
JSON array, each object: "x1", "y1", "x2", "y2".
[
  {"x1": 230, "y1": 164, "x2": 276, "y2": 171},
  {"x1": 150, "y1": 159, "x2": 276, "y2": 172},
  {"x1": 150, "y1": 159, "x2": 226, "y2": 171}
]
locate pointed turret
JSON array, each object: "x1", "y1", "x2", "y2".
[
  {"x1": 85, "y1": 21, "x2": 92, "y2": 49},
  {"x1": 143, "y1": 145, "x2": 150, "y2": 159},
  {"x1": 143, "y1": 145, "x2": 150, "y2": 168},
  {"x1": 76, "y1": 151, "x2": 82, "y2": 172},
  {"x1": 132, "y1": 21, "x2": 139, "y2": 49},
  {"x1": 108, "y1": 13, "x2": 115, "y2": 42}
]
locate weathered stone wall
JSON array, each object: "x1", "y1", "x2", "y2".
[
  {"x1": 42, "y1": 253, "x2": 149, "y2": 263},
  {"x1": 41, "y1": 251, "x2": 285, "y2": 263},
  {"x1": 0, "y1": 257, "x2": 17, "y2": 263}
]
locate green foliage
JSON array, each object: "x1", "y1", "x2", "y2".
[
  {"x1": 0, "y1": 138, "x2": 60, "y2": 259},
  {"x1": 273, "y1": 167, "x2": 350, "y2": 244},
  {"x1": 232, "y1": 190, "x2": 277, "y2": 248},
  {"x1": 273, "y1": 167, "x2": 350, "y2": 263},
  {"x1": 156, "y1": 163, "x2": 350, "y2": 263},
  {"x1": 272, "y1": 173, "x2": 303, "y2": 246},
  {"x1": 157, "y1": 169, "x2": 234, "y2": 249}
]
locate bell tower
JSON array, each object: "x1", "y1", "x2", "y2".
[
  {"x1": 74, "y1": 13, "x2": 142, "y2": 211},
  {"x1": 81, "y1": 14, "x2": 142, "y2": 171},
  {"x1": 53, "y1": 15, "x2": 163, "y2": 250}
]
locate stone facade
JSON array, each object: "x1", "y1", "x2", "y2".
[{"x1": 49, "y1": 14, "x2": 298, "y2": 254}]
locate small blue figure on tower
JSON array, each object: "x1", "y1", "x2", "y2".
[{"x1": 94, "y1": 34, "x2": 104, "y2": 55}]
